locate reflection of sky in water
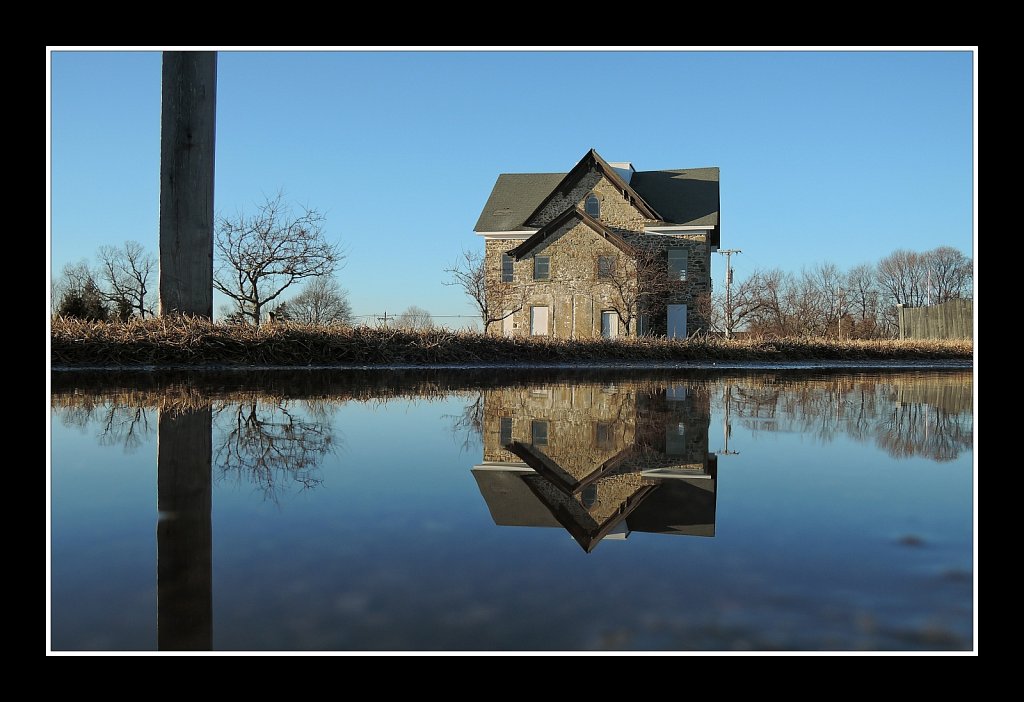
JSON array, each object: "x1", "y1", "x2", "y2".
[{"x1": 50, "y1": 372, "x2": 973, "y2": 651}]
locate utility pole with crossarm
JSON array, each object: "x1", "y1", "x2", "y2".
[{"x1": 717, "y1": 249, "x2": 742, "y2": 338}]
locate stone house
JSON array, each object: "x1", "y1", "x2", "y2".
[
  {"x1": 474, "y1": 148, "x2": 720, "y2": 338},
  {"x1": 472, "y1": 381, "x2": 717, "y2": 552}
]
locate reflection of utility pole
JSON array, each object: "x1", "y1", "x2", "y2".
[
  {"x1": 717, "y1": 249, "x2": 742, "y2": 338},
  {"x1": 717, "y1": 384, "x2": 740, "y2": 455},
  {"x1": 157, "y1": 407, "x2": 212, "y2": 651}
]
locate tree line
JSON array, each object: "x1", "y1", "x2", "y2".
[
  {"x1": 711, "y1": 246, "x2": 972, "y2": 338},
  {"x1": 53, "y1": 192, "x2": 354, "y2": 326},
  {"x1": 53, "y1": 190, "x2": 970, "y2": 339}
]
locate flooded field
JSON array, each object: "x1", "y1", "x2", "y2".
[{"x1": 49, "y1": 368, "x2": 974, "y2": 651}]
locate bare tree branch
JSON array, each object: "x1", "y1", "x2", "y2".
[
  {"x1": 289, "y1": 277, "x2": 353, "y2": 325},
  {"x1": 97, "y1": 241, "x2": 156, "y2": 320},
  {"x1": 214, "y1": 191, "x2": 343, "y2": 325},
  {"x1": 444, "y1": 248, "x2": 525, "y2": 334},
  {"x1": 395, "y1": 305, "x2": 433, "y2": 330}
]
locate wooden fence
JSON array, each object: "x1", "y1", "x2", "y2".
[{"x1": 898, "y1": 299, "x2": 973, "y2": 340}]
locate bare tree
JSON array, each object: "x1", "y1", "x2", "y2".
[
  {"x1": 54, "y1": 260, "x2": 95, "y2": 301},
  {"x1": 924, "y1": 246, "x2": 972, "y2": 303},
  {"x1": 443, "y1": 249, "x2": 524, "y2": 334},
  {"x1": 846, "y1": 263, "x2": 884, "y2": 338},
  {"x1": 214, "y1": 191, "x2": 342, "y2": 325},
  {"x1": 743, "y1": 268, "x2": 793, "y2": 336},
  {"x1": 54, "y1": 260, "x2": 110, "y2": 321},
  {"x1": 289, "y1": 277, "x2": 353, "y2": 325},
  {"x1": 877, "y1": 249, "x2": 928, "y2": 308},
  {"x1": 796, "y1": 262, "x2": 844, "y2": 337},
  {"x1": 716, "y1": 272, "x2": 767, "y2": 337},
  {"x1": 97, "y1": 241, "x2": 156, "y2": 320},
  {"x1": 395, "y1": 305, "x2": 434, "y2": 330},
  {"x1": 605, "y1": 245, "x2": 684, "y2": 334},
  {"x1": 693, "y1": 292, "x2": 720, "y2": 334}
]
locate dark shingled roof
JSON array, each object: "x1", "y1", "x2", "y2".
[
  {"x1": 474, "y1": 158, "x2": 720, "y2": 240},
  {"x1": 630, "y1": 167, "x2": 720, "y2": 228},
  {"x1": 473, "y1": 173, "x2": 565, "y2": 232}
]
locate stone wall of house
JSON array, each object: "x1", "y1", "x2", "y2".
[
  {"x1": 481, "y1": 384, "x2": 636, "y2": 467},
  {"x1": 528, "y1": 170, "x2": 652, "y2": 231},
  {"x1": 629, "y1": 387, "x2": 712, "y2": 473},
  {"x1": 481, "y1": 383, "x2": 712, "y2": 474},
  {"x1": 632, "y1": 233, "x2": 712, "y2": 335},
  {"x1": 485, "y1": 219, "x2": 639, "y2": 339}
]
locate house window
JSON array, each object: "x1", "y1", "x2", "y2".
[
  {"x1": 534, "y1": 255, "x2": 550, "y2": 280},
  {"x1": 501, "y1": 254, "x2": 514, "y2": 282},
  {"x1": 531, "y1": 420, "x2": 549, "y2": 446},
  {"x1": 581, "y1": 484, "x2": 598, "y2": 510},
  {"x1": 668, "y1": 248, "x2": 688, "y2": 281},
  {"x1": 499, "y1": 417, "x2": 513, "y2": 446},
  {"x1": 597, "y1": 255, "x2": 615, "y2": 280},
  {"x1": 585, "y1": 194, "x2": 601, "y2": 218},
  {"x1": 666, "y1": 422, "x2": 686, "y2": 456}
]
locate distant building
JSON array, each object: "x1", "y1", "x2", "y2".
[
  {"x1": 472, "y1": 382, "x2": 717, "y2": 552},
  {"x1": 474, "y1": 149, "x2": 720, "y2": 338}
]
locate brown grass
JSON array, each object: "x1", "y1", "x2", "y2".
[{"x1": 50, "y1": 316, "x2": 974, "y2": 367}]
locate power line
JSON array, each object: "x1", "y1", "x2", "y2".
[{"x1": 351, "y1": 313, "x2": 480, "y2": 320}]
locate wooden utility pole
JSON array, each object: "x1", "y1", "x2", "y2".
[
  {"x1": 159, "y1": 52, "x2": 217, "y2": 318},
  {"x1": 717, "y1": 249, "x2": 742, "y2": 338}
]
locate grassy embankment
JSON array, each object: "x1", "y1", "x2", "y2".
[{"x1": 51, "y1": 317, "x2": 973, "y2": 367}]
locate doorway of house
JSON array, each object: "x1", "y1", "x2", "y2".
[
  {"x1": 530, "y1": 306, "x2": 549, "y2": 336},
  {"x1": 601, "y1": 310, "x2": 618, "y2": 339},
  {"x1": 667, "y1": 304, "x2": 687, "y2": 339}
]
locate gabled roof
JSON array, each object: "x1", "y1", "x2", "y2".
[
  {"x1": 506, "y1": 207, "x2": 634, "y2": 260},
  {"x1": 474, "y1": 173, "x2": 565, "y2": 232},
  {"x1": 504, "y1": 441, "x2": 635, "y2": 495},
  {"x1": 630, "y1": 167, "x2": 720, "y2": 229},
  {"x1": 522, "y1": 148, "x2": 662, "y2": 225},
  {"x1": 474, "y1": 151, "x2": 720, "y2": 234},
  {"x1": 519, "y1": 475, "x2": 657, "y2": 553}
]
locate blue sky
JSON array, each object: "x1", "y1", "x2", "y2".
[{"x1": 49, "y1": 50, "x2": 975, "y2": 325}]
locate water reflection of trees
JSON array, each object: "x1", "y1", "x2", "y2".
[
  {"x1": 98, "y1": 405, "x2": 153, "y2": 452},
  {"x1": 721, "y1": 374, "x2": 973, "y2": 462},
  {"x1": 51, "y1": 394, "x2": 338, "y2": 498},
  {"x1": 447, "y1": 392, "x2": 484, "y2": 453},
  {"x1": 213, "y1": 400, "x2": 335, "y2": 500},
  {"x1": 54, "y1": 399, "x2": 155, "y2": 453}
]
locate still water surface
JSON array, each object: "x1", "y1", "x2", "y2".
[{"x1": 50, "y1": 369, "x2": 974, "y2": 651}]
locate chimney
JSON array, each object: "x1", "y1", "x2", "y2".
[{"x1": 608, "y1": 161, "x2": 635, "y2": 184}]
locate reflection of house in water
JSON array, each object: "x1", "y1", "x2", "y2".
[{"x1": 472, "y1": 383, "x2": 716, "y2": 552}]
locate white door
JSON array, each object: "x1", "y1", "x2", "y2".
[
  {"x1": 502, "y1": 311, "x2": 514, "y2": 337},
  {"x1": 530, "y1": 306, "x2": 549, "y2": 336},
  {"x1": 667, "y1": 304, "x2": 687, "y2": 339},
  {"x1": 601, "y1": 311, "x2": 618, "y2": 339}
]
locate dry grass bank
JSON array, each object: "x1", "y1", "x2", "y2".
[{"x1": 51, "y1": 317, "x2": 973, "y2": 367}]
